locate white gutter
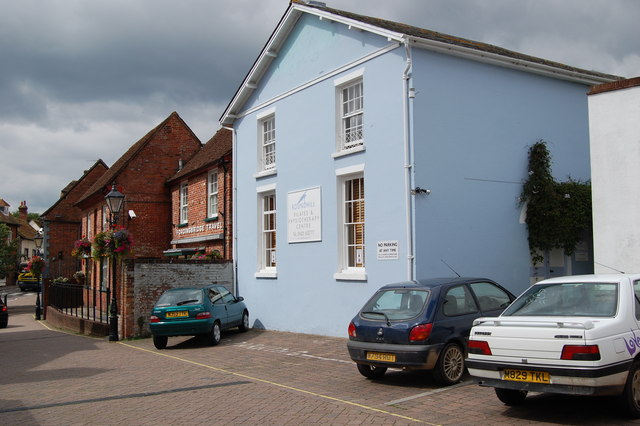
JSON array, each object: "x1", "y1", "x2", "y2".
[
  {"x1": 402, "y1": 39, "x2": 415, "y2": 281},
  {"x1": 222, "y1": 125, "x2": 238, "y2": 296}
]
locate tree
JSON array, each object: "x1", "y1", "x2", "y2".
[{"x1": 0, "y1": 224, "x2": 20, "y2": 279}]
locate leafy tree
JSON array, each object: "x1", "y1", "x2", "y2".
[
  {"x1": 11, "y1": 211, "x2": 41, "y2": 225},
  {"x1": 0, "y1": 223, "x2": 20, "y2": 279}
]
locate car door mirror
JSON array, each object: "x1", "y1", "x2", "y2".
[{"x1": 236, "y1": 296, "x2": 244, "y2": 302}]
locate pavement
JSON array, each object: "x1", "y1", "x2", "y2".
[{"x1": 1, "y1": 290, "x2": 639, "y2": 425}]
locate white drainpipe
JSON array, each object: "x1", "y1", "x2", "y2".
[
  {"x1": 402, "y1": 39, "x2": 415, "y2": 281},
  {"x1": 222, "y1": 125, "x2": 238, "y2": 296}
]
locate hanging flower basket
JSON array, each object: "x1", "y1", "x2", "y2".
[
  {"x1": 92, "y1": 226, "x2": 134, "y2": 259},
  {"x1": 71, "y1": 236, "x2": 92, "y2": 258},
  {"x1": 27, "y1": 255, "x2": 45, "y2": 277}
]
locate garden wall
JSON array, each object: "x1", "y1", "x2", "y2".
[{"x1": 122, "y1": 259, "x2": 233, "y2": 338}]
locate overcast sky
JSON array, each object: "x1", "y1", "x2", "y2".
[{"x1": 1, "y1": 0, "x2": 638, "y2": 214}]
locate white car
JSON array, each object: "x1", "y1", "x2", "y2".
[{"x1": 466, "y1": 274, "x2": 640, "y2": 417}]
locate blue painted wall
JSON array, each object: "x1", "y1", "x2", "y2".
[
  {"x1": 235, "y1": 15, "x2": 410, "y2": 337},
  {"x1": 411, "y1": 50, "x2": 591, "y2": 295},
  {"x1": 233, "y1": 13, "x2": 593, "y2": 336}
]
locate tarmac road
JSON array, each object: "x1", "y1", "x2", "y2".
[{"x1": 0, "y1": 290, "x2": 638, "y2": 425}]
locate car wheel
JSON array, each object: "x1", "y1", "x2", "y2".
[
  {"x1": 153, "y1": 335, "x2": 168, "y2": 350},
  {"x1": 356, "y1": 363, "x2": 387, "y2": 379},
  {"x1": 209, "y1": 321, "x2": 222, "y2": 346},
  {"x1": 622, "y1": 362, "x2": 640, "y2": 418},
  {"x1": 432, "y1": 343, "x2": 465, "y2": 385},
  {"x1": 495, "y1": 388, "x2": 528, "y2": 406},
  {"x1": 0, "y1": 322, "x2": 7, "y2": 329},
  {"x1": 239, "y1": 311, "x2": 249, "y2": 332}
]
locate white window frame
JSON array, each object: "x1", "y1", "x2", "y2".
[
  {"x1": 256, "y1": 108, "x2": 276, "y2": 176},
  {"x1": 256, "y1": 184, "x2": 277, "y2": 278},
  {"x1": 334, "y1": 69, "x2": 364, "y2": 155},
  {"x1": 334, "y1": 164, "x2": 366, "y2": 281},
  {"x1": 102, "y1": 206, "x2": 108, "y2": 231},
  {"x1": 101, "y1": 257, "x2": 109, "y2": 290},
  {"x1": 87, "y1": 214, "x2": 92, "y2": 238},
  {"x1": 179, "y1": 182, "x2": 188, "y2": 224},
  {"x1": 208, "y1": 170, "x2": 219, "y2": 219}
]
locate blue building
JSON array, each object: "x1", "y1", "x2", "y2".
[{"x1": 221, "y1": 1, "x2": 618, "y2": 337}]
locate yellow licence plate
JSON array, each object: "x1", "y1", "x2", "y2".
[
  {"x1": 366, "y1": 352, "x2": 396, "y2": 362},
  {"x1": 166, "y1": 311, "x2": 189, "y2": 318},
  {"x1": 503, "y1": 369, "x2": 550, "y2": 384}
]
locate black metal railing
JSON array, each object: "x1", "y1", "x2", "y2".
[{"x1": 48, "y1": 282, "x2": 110, "y2": 324}]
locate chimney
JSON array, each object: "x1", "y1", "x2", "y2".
[{"x1": 19, "y1": 201, "x2": 28, "y2": 221}]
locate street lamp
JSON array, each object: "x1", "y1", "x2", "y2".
[
  {"x1": 105, "y1": 182, "x2": 124, "y2": 341},
  {"x1": 34, "y1": 232, "x2": 43, "y2": 320}
]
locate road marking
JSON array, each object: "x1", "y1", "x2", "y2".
[
  {"x1": 0, "y1": 382, "x2": 249, "y2": 414},
  {"x1": 385, "y1": 380, "x2": 473, "y2": 405},
  {"x1": 233, "y1": 341, "x2": 352, "y2": 364},
  {"x1": 119, "y1": 341, "x2": 439, "y2": 425}
]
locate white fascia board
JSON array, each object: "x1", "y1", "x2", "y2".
[
  {"x1": 221, "y1": 7, "x2": 303, "y2": 125},
  {"x1": 220, "y1": 4, "x2": 405, "y2": 125},
  {"x1": 408, "y1": 37, "x2": 617, "y2": 86},
  {"x1": 292, "y1": 3, "x2": 405, "y2": 42}
]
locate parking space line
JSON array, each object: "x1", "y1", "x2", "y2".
[
  {"x1": 119, "y1": 341, "x2": 439, "y2": 425},
  {"x1": 385, "y1": 380, "x2": 473, "y2": 405}
]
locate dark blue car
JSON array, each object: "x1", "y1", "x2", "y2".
[{"x1": 347, "y1": 277, "x2": 515, "y2": 385}]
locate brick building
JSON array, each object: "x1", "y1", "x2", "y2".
[
  {"x1": 73, "y1": 112, "x2": 202, "y2": 338},
  {"x1": 41, "y1": 161, "x2": 108, "y2": 281},
  {"x1": 165, "y1": 128, "x2": 233, "y2": 260}
]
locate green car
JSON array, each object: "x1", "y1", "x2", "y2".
[{"x1": 150, "y1": 285, "x2": 249, "y2": 349}]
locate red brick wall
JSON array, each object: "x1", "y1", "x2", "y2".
[
  {"x1": 169, "y1": 155, "x2": 233, "y2": 259},
  {"x1": 42, "y1": 161, "x2": 108, "y2": 280}
]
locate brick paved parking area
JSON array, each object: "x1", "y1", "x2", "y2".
[{"x1": 1, "y1": 292, "x2": 638, "y2": 425}]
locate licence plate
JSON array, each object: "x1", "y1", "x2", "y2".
[
  {"x1": 366, "y1": 352, "x2": 396, "y2": 362},
  {"x1": 166, "y1": 311, "x2": 189, "y2": 318},
  {"x1": 503, "y1": 369, "x2": 550, "y2": 384}
]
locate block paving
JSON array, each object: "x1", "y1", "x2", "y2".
[{"x1": 0, "y1": 290, "x2": 637, "y2": 425}]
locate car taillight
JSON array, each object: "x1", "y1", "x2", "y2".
[
  {"x1": 150, "y1": 315, "x2": 160, "y2": 323},
  {"x1": 561, "y1": 345, "x2": 600, "y2": 361},
  {"x1": 196, "y1": 312, "x2": 212, "y2": 319},
  {"x1": 1, "y1": 306, "x2": 6, "y2": 312},
  {"x1": 348, "y1": 322, "x2": 356, "y2": 338},
  {"x1": 468, "y1": 339, "x2": 492, "y2": 355},
  {"x1": 409, "y1": 323, "x2": 432, "y2": 342}
]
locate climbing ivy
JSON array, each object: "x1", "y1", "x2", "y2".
[{"x1": 520, "y1": 140, "x2": 592, "y2": 264}]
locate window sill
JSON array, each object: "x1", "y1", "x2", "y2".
[
  {"x1": 255, "y1": 270, "x2": 277, "y2": 279},
  {"x1": 332, "y1": 145, "x2": 365, "y2": 159},
  {"x1": 253, "y1": 168, "x2": 277, "y2": 179},
  {"x1": 177, "y1": 223, "x2": 188, "y2": 228},
  {"x1": 333, "y1": 271, "x2": 367, "y2": 281},
  {"x1": 204, "y1": 216, "x2": 219, "y2": 222}
]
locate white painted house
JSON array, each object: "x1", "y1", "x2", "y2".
[
  {"x1": 589, "y1": 77, "x2": 640, "y2": 274},
  {"x1": 221, "y1": 1, "x2": 619, "y2": 336}
]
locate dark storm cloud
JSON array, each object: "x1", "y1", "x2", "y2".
[{"x1": 0, "y1": 0, "x2": 637, "y2": 213}]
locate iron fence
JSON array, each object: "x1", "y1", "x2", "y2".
[{"x1": 48, "y1": 281, "x2": 110, "y2": 324}]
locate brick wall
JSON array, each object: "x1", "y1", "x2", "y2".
[
  {"x1": 121, "y1": 259, "x2": 233, "y2": 338},
  {"x1": 169, "y1": 156, "x2": 233, "y2": 259}
]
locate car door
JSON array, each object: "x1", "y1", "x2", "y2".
[
  {"x1": 431, "y1": 284, "x2": 480, "y2": 344},
  {"x1": 216, "y1": 285, "x2": 243, "y2": 327},
  {"x1": 208, "y1": 287, "x2": 228, "y2": 325},
  {"x1": 469, "y1": 281, "x2": 514, "y2": 317}
]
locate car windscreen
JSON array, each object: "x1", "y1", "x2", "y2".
[
  {"x1": 360, "y1": 288, "x2": 430, "y2": 321},
  {"x1": 501, "y1": 282, "x2": 618, "y2": 317},
  {"x1": 155, "y1": 289, "x2": 203, "y2": 307}
]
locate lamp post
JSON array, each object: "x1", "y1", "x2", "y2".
[
  {"x1": 34, "y1": 232, "x2": 43, "y2": 320},
  {"x1": 105, "y1": 182, "x2": 124, "y2": 341}
]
